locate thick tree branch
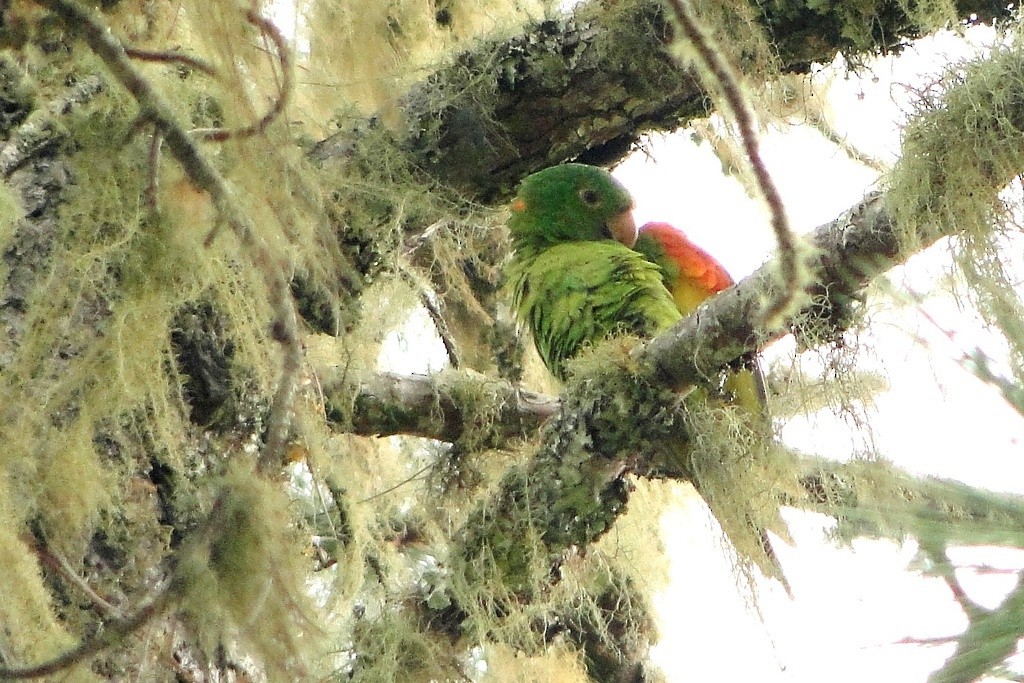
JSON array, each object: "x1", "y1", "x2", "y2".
[
  {"x1": 0, "y1": 75, "x2": 104, "y2": 177},
  {"x1": 313, "y1": 0, "x2": 1008, "y2": 201},
  {"x1": 640, "y1": 191, "x2": 897, "y2": 388},
  {"x1": 327, "y1": 370, "x2": 557, "y2": 445}
]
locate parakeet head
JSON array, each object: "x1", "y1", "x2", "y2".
[{"x1": 508, "y1": 163, "x2": 637, "y2": 250}]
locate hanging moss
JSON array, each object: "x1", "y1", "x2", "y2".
[
  {"x1": 762, "y1": 0, "x2": 958, "y2": 67},
  {"x1": 174, "y1": 465, "x2": 319, "y2": 679},
  {"x1": 887, "y1": 40, "x2": 1024, "y2": 397}
]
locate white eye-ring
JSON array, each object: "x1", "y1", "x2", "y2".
[{"x1": 578, "y1": 187, "x2": 600, "y2": 206}]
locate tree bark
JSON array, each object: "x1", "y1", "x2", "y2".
[
  {"x1": 1, "y1": 1, "x2": 1020, "y2": 680},
  {"x1": 313, "y1": 0, "x2": 1009, "y2": 202}
]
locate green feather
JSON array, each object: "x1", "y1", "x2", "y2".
[
  {"x1": 506, "y1": 165, "x2": 680, "y2": 379},
  {"x1": 508, "y1": 163, "x2": 633, "y2": 251}
]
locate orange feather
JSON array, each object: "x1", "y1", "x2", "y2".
[{"x1": 639, "y1": 221, "x2": 733, "y2": 294}]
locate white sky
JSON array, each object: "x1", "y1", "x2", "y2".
[
  {"x1": 608, "y1": 26, "x2": 1024, "y2": 683},
  {"x1": 370, "y1": 19, "x2": 1024, "y2": 683}
]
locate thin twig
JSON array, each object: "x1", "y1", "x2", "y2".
[
  {"x1": 33, "y1": 543, "x2": 125, "y2": 620},
  {"x1": 397, "y1": 265, "x2": 461, "y2": 369},
  {"x1": 912, "y1": 298, "x2": 1024, "y2": 419},
  {"x1": 127, "y1": 14, "x2": 289, "y2": 144},
  {"x1": 32, "y1": 0, "x2": 301, "y2": 474},
  {"x1": 190, "y1": 9, "x2": 293, "y2": 142},
  {"x1": 663, "y1": 0, "x2": 801, "y2": 328},
  {"x1": 894, "y1": 635, "x2": 962, "y2": 646},
  {"x1": 29, "y1": 540, "x2": 124, "y2": 622},
  {"x1": 359, "y1": 463, "x2": 434, "y2": 502},
  {"x1": 143, "y1": 126, "x2": 163, "y2": 210},
  {"x1": 0, "y1": 589, "x2": 172, "y2": 679},
  {"x1": 124, "y1": 47, "x2": 218, "y2": 77}
]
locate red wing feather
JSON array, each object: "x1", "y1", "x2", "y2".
[{"x1": 639, "y1": 222, "x2": 734, "y2": 294}]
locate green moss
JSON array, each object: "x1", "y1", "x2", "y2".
[
  {"x1": 763, "y1": 0, "x2": 957, "y2": 66},
  {"x1": 347, "y1": 609, "x2": 461, "y2": 682}
]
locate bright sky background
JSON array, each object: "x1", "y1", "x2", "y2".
[
  {"x1": 369, "y1": 16, "x2": 1024, "y2": 683},
  {"x1": 606, "y1": 25, "x2": 1024, "y2": 683}
]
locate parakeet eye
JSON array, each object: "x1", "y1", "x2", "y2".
[{"x1": 578, "y1": 188, "x2": 600, "y2": 206}]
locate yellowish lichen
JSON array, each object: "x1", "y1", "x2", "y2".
[
  {"x1": 0, "y1": 479, "x2": 101, "y2": 681},
  {"x1": 175, "y1": 464, "x2": 319, "y2": 678},
  {"x1": 887, "y1": 39, "x2": 1024, "y2": 399}
]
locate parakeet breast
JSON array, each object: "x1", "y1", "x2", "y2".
[{"x1": 507, "y1": 241, "x2": 680, "y2": 380}]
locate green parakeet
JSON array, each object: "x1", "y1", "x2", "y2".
[
  {"x1": 505, "y1": 163, "x2": 680, "y2": 380},
  {"x1": 505, "y1": 163, "x2": 788, "y2": 590}
]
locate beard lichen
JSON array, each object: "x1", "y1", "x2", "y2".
[
  {"x1": 887, "y1": 38, "x2": 1024, "y2": 415},
  {"x1": 174, "y1": 464, "x2": 318, "y2": 679},
  {"x1": 679, "y1": 394, "x2": 794, "y2": 586},
  {"x1": 0, "y1": 3, "x2": 502, "y2": 675}
]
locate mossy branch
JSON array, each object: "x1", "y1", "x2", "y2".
[
  {"x1": 639, "y1": 192, "x2": 899, "y2": 389},
  {"x1": 0, "y1": 75, "x2": 104, "y2": 177},
  {"x1": 328, "y1": 370, "x2": 558, "y2": 445},
  {"x1": 799, "y1": 458, "x2": 1024, "y2": 548},
  {"x1": 799, "y1": 457, "x2": 1024, "y2": 683},
  {"x1": 312, "y1": 0, "x2": 1007, "y2": 201},
  {"x1": 928, "y1": 571, "x2": 1024, "y2": 683}
]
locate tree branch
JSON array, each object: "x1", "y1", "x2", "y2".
[
  {"x1": 339, "y1": 191, "x2": 897, "y2": 440},
  {"x1": 327, "y1": 370, "x2": 557, "y2": 445},
  {"x1": 799, "y1": 458, "x2": 1024, "y2": 548},
  {"x1": 929, "y1": 571, "x2": 1024, "y2": 683},
  {"x1": 312, "y1": 0, "x2": 1008, "y2": 201},
  {"x1": 640, "y1": 191, "x2": 898, "y2": 389},
  {"x1": 663, "y1": 0, "x2": 802, "y2": 327},
  {"x1": 0, "y1": 75, "x2": 104, "y2": 177}
]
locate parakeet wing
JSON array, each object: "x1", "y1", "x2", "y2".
[
  {"x1": 508, "y1": 241, "x2": 680, "y2": 380},
  {"x1": 635, "y1": 222, "x2": 769, "y2": 414}
]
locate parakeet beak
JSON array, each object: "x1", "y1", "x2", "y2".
[{"x1": 606, "y1": 209, "x2": 638, "y2": 248}]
